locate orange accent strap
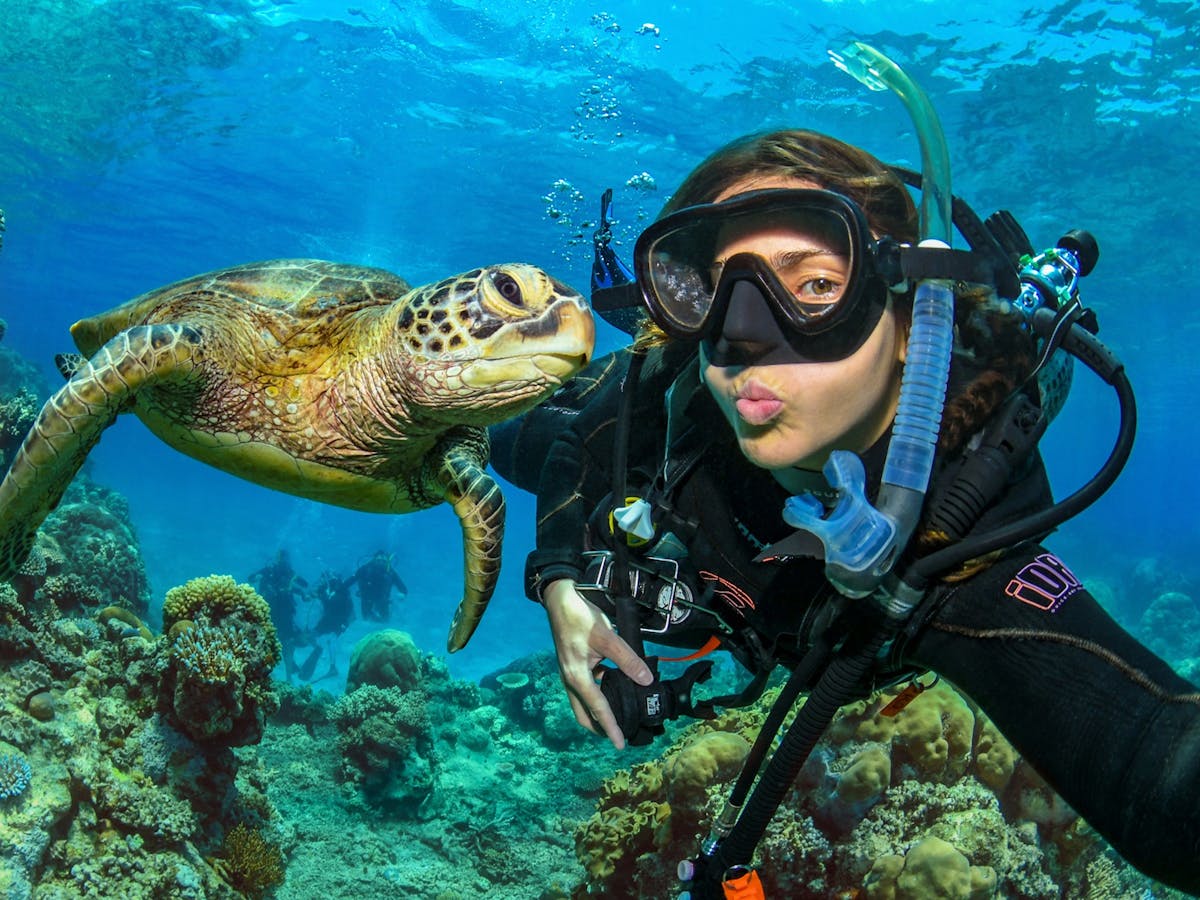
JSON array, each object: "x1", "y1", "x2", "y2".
[
  {"x1": 879, "y1": 673, "x2": 939, "y2": 717},
  {"x1": 722, "y1": 868, "x2": 765, "y2": 900},
  {"x1": 659, "y1": 635, "x2": 721, "y2": 662}
]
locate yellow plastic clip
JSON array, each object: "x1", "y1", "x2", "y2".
[{"x1": 608, "y1": 496, "x2": 653, "y2": 547}]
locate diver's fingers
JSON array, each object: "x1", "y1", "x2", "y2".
[
  {"x1": 593, "y1": 628, "x2": 653, "y2": 686},
  {"x1": 567, "y1": 673, "x2": 626, "y2": 750},
  {"x1": 565, "y1": 690, "x2": 601, "y2": 737}
]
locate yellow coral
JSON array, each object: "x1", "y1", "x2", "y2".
[
  {"x1": 892, "y1": 836, "x2": 993, "y2": 900},
  {"x1": 665, "y1": 731, "x2": 751, "y2": 799},
  {"x1": 856, "y1": 682, "x2": 975, "y2": 780},
  {"x1": 218, "y1": 822, "x2": 285, "y2": 898},
  {"x1": 838, "y1": 746, "x2": 892, "y2": 803},
  {"x1": 971, "y1": 714, "x2": 1016, "y2": 793},
  {"x1": 163, "y1": 574, "x2": 272, "y2": 630}
]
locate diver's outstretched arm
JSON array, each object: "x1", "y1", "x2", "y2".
[{"x1": 909, "y1": 548, "x2": 1200, "y2": 892}]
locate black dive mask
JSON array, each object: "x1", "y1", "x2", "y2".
[
  {"x1": 702, "y1": 252, "x2": 890, "y2": 366},
  {"x1": 634, "y1": 188, "x2": 901, "y2": 363}
]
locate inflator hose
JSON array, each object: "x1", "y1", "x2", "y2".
[{"x1": 706, "y1": 617, "x2": 890, "y2": 875}]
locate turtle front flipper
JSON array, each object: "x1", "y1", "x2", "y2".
[
  {"x1": 0, "y1": 324, "x2": 201, "y2": 581},
  {"x1": 429, "y1": 428, "x2": 504, "y2": 652}
]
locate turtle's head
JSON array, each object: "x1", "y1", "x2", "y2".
[{"x1": 396, "y1": 263, "x2": 594, "y2": 423}]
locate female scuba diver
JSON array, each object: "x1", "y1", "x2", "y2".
[{"x1": 490, "y1": 125, "x2": 1200, "y2": 894}]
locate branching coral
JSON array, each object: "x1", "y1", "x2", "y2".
[
  {"x1": 164, "y1": 574, "x2": 275, "y2": 633},
  {"x1": 173, "y1": 624, "x2": 251, "y2": 682},
  {"x1": 216, "y1": 822, "x2": 286, "y2": 898},
  {"x1": 158, "y1": 575, "x2": 280, "y2": 745},
  {"x1": 332, "y1": 684, "x2": 435, "y2": 812}
]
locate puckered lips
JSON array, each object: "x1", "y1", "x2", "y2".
[{"x1": 734, "y1": 379, "x2": 784, "y2": 426}]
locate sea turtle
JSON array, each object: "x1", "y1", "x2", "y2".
[{"x1": 0, "y1": 259, "x2": 594, "y2": 650}]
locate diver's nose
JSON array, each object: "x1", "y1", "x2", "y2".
[{"x1": 705, "y1": 280, "x2": 788, "y2": 367}]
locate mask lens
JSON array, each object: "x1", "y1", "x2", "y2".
[
  {"x1": 639, "y1": 190, "x2": 864, "y2": 338},
  {"x1": 712, "y1": 205, "x2": 853, "y2": 328}
]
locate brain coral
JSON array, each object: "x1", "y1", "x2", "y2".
[
  {"x1": 865, "y1": 835, "x2": 997, "y2": 900},
  {"x1": 345, "y1": 629, "x2": 423, "y2": 693}
]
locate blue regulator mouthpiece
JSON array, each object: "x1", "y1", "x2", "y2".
[{"x1": 779, "y1": 42, "x2": 956, "y2": 600}]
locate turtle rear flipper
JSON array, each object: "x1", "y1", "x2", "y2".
[
  {"x1": 431, "y1": 429, "x2": 504, "y2": 652},
  {"x1": 0, "y1": 324, "x2": 201, "y2": 580}
]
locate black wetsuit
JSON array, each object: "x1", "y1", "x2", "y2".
[{"x1": 491, "y1": 345, "x2": 1200, "y2": 893}]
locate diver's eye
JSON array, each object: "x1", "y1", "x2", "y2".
[
  {"x1": 790, "y1": 277, "x2": 844, "y2": 316},
  {"x1": 492, "y1": 272, "x2": 524, "y2": 307},
  {"x1": 799, "y1": 277, "x2": 839, "y2": 298}
]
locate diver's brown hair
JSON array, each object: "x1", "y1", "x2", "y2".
[{"x1": 661, "y1": 129, "x2": 919, "y2": 244}]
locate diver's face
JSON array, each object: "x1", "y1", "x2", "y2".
[{"x1": 700, "y1": 176, "x2": 906, "y2": 481}]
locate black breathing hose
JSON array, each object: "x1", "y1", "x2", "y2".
[
  {"x1": 706, "y1": 615, "x2": 891, "y2": 875},
  {"x1": 723, "y1": 633, "x2": 834, "y2": 810},
  {"x1": 912, "y1": 315, "x2": 1135, "y2": 581}
]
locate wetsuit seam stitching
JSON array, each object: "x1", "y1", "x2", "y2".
[{"x1": 928, "y1": 623, "x2": 1200, "y2": 704}]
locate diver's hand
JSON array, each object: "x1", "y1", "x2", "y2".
[{"x1": 542, "y1": 578, "x2": 653, "y2": 750}]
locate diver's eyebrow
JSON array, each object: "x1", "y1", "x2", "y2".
[
  {"x1": 770, "y1": 247, "x2": 846, "y2": 268},
  {"x1": 712, "y1": 247, "x2": 846, "y2": 268}
]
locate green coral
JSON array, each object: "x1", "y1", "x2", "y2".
[{"x1": 332, "y1": 684, "x2": 435, "y2": 812}]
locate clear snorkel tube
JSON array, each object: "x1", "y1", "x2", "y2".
[{"x1": 779, "y1": 42, "x2": 956, "y2": 599}]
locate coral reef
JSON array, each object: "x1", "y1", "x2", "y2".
[
  {"x1": 0, "y1": 579, "x2": 284, "y2": 899},
  {"x1": 38, "y1": 481, "x2": 152, "y2": 618},
  {"x1": 160, "y1": 575, "x2": 282, "y2": 745},
  {"x1": 332, "y1": 683, "x2": 435, "y2": 813},
  {"x1": 567, "y1": 678, "x2": 1150, "y2": 898}
]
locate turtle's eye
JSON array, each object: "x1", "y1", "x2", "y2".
[{"x1": 491, "y1": 272, "x2": 524, "y2": 307}]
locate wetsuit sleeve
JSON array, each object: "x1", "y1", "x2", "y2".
[{"x1": 906, "y1": 546, "x2": 1200, "y2": 892}]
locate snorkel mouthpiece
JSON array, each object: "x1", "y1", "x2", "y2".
[{"x1": 782, "y1": 43, "x2": 956, "y2": 600}]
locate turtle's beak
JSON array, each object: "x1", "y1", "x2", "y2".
[{"x1": 518, "y1": 295, "x2": 594, "y2": 369}]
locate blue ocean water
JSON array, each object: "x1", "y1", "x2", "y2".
[{"x1": 3, "y1": 0, "x2": 1198, "y2": 684}]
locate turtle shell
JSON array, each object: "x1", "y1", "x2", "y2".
[{"x1": 71, "y1": 259, "x2": 412, "y2": 358}]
